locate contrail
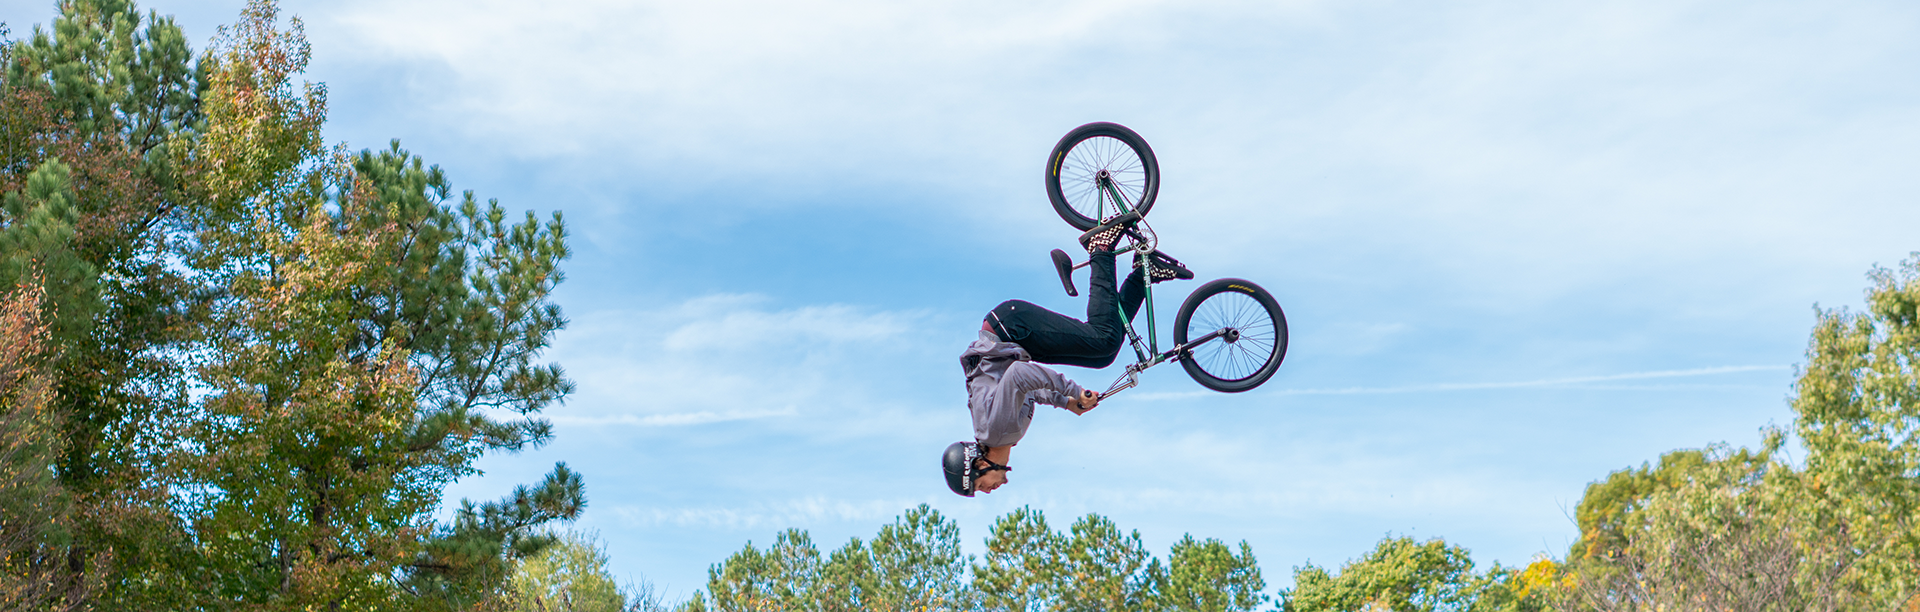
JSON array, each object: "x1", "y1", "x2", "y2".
[
  {"x1": 1127, "y1": 365, "x2": 1792, "y2": 400},
  {"x1": 1273, "y1": 365, "x2": 1791, "y2": 396}
]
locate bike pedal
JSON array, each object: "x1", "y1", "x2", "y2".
[
  {"x1": 1138, "y1": 250, "x2": 1194, "y2": 283},
  {"x1": 1050, "y1": 249, "x2": 1079, "y2": 297},
  {"x1": 1077, "y1": 212, "x2": 1142, "y2": 250}
]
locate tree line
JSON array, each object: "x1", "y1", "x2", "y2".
[{"x1": 680, "y1": 505, "x2": 1265, "y2": 612}]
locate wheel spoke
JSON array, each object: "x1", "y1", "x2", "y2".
[
  {"x1": 1184, "y1": 289, "x2": 1281, "y2": 383},
  {"x1": 1061, "y1": 135, "x2": 1147, "y2": 221}
]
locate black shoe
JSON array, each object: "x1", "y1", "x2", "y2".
[
  {"x1": 1078, "y1": 212, "x2": 1142, "y2": 254},
  {"x1": 1136, "y1": 250, "x2": 1194, "y2": 284}
]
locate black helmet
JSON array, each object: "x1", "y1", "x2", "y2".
[
  {"x1": 942, "y1": 442, "x2": 979, "y2": 496},
  {"x1": 942, "y1": 441, "x2": 1009, "y2": 497}
]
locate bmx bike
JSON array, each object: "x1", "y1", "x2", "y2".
[{"x1": 1043, "y1": 122, "x2": 1289, "y2": 398}]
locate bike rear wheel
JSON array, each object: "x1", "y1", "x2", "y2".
[
  {"x1": 1174, "y1": 278, "x2": 1288, "y2": 393},
  {"x1": 1045, "y1": 122, "x2": 1160, "y2": 231}
]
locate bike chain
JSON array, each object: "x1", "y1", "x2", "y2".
[
  {"x1": 1123, "y1": 213, "x2": 1158, "y2": 255},
  {"x1": 1125, "y1": 217, "x2": 1178, "y2": 281}
]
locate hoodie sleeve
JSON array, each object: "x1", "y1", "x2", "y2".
[{"x1": 975, "y1": 362, "x2": 1085, "y2": 447}]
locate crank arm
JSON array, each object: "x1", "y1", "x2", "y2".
[
  {"x1": 1058, "y1": 234, "x2": 1150, "y2": 276},
  {"x1": 1063, "y1": 242, "x2": 1147, "y2": 272}
]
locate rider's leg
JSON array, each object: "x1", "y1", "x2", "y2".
[
  {"x1": 1120, "y1": 267, "x2": 1146, "y2": 322},
  {"x1": 989, "y1": 252, "x2": 1127, "y2": 369},
  {"x1": 1079, "y1": 251, "x2": 1150, "y2": 343},
  {"x1": 1083, "y1": 251, "x2": 1123, "y2": 341},
  {"x1": 988, "y1": 300, "x2": 1113, "y2": 368}
]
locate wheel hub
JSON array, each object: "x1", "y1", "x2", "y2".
[{"x1": 1223, "y1": 327, "x2": 1241, "y2": 343}]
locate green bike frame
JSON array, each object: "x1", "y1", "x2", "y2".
[
  {"x1": 1096, "y1": 175, "x2": 1160, "y2": 362},
  {"x1": 1090, "y1": 173, "x2": 1235, "y2": 398}
]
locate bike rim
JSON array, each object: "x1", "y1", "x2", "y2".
[
  {"x1": 1187, "y1": 291, "x2": 1279, "y2": 382},
  {"x1": 1059, "y1": 135, "x2": 1149, "y2": 222}
]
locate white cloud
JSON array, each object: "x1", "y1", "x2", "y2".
[
  {"x1": 281, "y1": 0, "x2": 1920, "y2": 314},
  {"x1": 304, "y1": 0, "x2": 1346, "y2": 191},
  {"x1": 549, "y1": 407, "x2": 797, "y2": 427},
  {"x1": 542, "y1": 293, "x2": 946, "y2": 432},
  {"x1": 658, "y1": 295, "x2": 915, "y2": 353}
]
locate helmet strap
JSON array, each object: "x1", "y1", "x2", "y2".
[{"x1": 972, "y1": 457, "x2": 1011, "y2": 477}]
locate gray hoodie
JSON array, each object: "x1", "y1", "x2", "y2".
[{"x1": 961, "y1": 329, "x2": 1085, "y2": 447}]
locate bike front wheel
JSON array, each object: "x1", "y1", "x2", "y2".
[
  {"x1": 1044, "y1": 122, "x2": 1160, "y2": 231},
  {"x1": 1174, "y1": 278, "x2": 1288, "y2": 393}
]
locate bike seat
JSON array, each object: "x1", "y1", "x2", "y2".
[{"x1": 1051, "y1": 249, "x2": 1079, "y2": 297}]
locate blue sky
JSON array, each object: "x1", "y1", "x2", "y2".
[{"x1": 8, "y1": 0, "x2": 1920, "y2": 600}]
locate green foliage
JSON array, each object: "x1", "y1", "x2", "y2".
[
  {"x1": 345, "y1": 141, "x2": 572, "y2": 452},
  {"x1": 2, "y1": 0, "x2": 196, "y2": 497},
  {"x1": 408, "y1": 464, "x2": 590, "y2": 609},
  {"x1": 0, "y1": 282, "x2": 93, "y2": 611},
  {"x1": 975, "y1": 507, "x2": 1262, "y2": 611},
  {"x1": 1567, "y1": 448, "x2": 1708, "y2": 562},
  {"x1": 1052, "y1": 513, "x2": 1156, "y2": 611},
  {"x1": 838, "y1": 503, "x2": 974, "y2": 611},
  {"x1": 972, "y1": 507, "x2": 1057, "y2": 612},
  {"x1": 1793, "y1": 254, "x2": 1920, "y2": 603},
  {"x1": 506, "y1": 530, "x2": 630, "y2": 612},
  {"x1": 1549, "y1": 255, "x2": 1920, "y2": 610},
  {"x1": 708, "y1": 528, "x2": 823, "y2": 611},
  {"x1": 1563, "y1": 442, "x2": 1876, "y2": 611},
  {"x1": 0, "y1": 159, "x2": 96, "y2": 341},
  {"x1": 700, "y1": 507, "x2": 979, "y2": 612},
  {"x1": 1, "y1": 0, "x2": 582, "y2": 608},
  {"x1": 174, "y1": 2, "x2": 580, "y2": 608},
  {"x1": 1283, "y1": 536, "x2": 1532, "y2": 612},
  {"x1": 2, "y1": 2, "x2": 202, "y2": 609},
  {"x1": 171, "y1": 5, "x2": 429, "y2": 607},
  {"x1": 1157, "y1": 536, "x2": 1265, "y2": 612},
  {"x1": 697, "y1": 505, "x2": 1266, "y2": 612},
  {"x1": 7, "y1": 0, "x2": 202, "y2": 146}
]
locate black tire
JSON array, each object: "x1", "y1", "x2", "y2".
[
  {"x1": 1045, "y1": 122, "x2": 1160, "y2": 231},
  {"x1": 1174, "y1": 278, "x2": 1288, "y2": 393}
]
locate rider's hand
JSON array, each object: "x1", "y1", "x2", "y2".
[{"x1": 1067, "y1": 389, "x2": 1100, "y2": 415}]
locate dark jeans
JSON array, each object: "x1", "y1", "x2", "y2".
[{"x1": 986, "y1": 252, "x2": 1146, "y2": 369}]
